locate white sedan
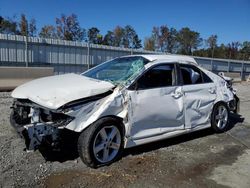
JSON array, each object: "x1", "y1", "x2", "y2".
[{"x1": 10, "y1": 55, "x2": 239, "y2": 168}]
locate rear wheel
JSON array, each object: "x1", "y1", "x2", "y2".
[
  {"x1": 211, "y1": 103, "x2": 229, "y2": 132},
  {"x1": 78, "y1": 117, "x2": 124, "y2": 168}
]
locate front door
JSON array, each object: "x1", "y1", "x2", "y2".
[{"x1": 128, "y1": 64, "x2": 185, "y2": 140}]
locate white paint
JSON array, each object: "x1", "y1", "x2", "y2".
[
  {"x1": 128, "y1": 86, "x2": 184, "y2": 140},
  {"x1": 11, "y1": 73, "x2": 114, "y2": 109},
  {"x1": 183, "y1": 82, "x2": 216, "y2": 129},
  {"x1": 11, "y1": 55, "x2": 236, "y2": 150},
  {"x1": 124, "y1": 54, "x2": 198, "y2": 64}
]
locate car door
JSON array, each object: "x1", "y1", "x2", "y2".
[
  {"x1": 127, "y1": 63, "x2": 185, "y2": 140},
  {"x1": 179, "y1": 64, "x2": 217, "y2": 129}
]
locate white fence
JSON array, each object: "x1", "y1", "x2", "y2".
[
  {"x1": 0, "y1": 34, "x2": 250, "y2": 78},
  {"x1": 0, "y1": 34, "x2": 159, "y2": 74}
]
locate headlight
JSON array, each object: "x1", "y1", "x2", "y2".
[
  {"x1": 62, "y1": 103, "x2": 85, "y2": 113},
  {"x1": 40, "y1": 110, "x2": 75, "y2": 127},
  {"x1": 52, "y1": 116, "x2": 75, "y2": 127}
]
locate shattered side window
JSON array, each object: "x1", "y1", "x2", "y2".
[{"x1": 83, "y1": 57, "x2": 149, "y2": 85}]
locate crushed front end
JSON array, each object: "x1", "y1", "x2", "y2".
[{"x1": 10, "y1": 99, "x2": 74, "y2": 151}]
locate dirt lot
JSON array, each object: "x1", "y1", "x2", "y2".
[{"x1": 1, "y1": 82, "x2": 250, "y2": 188}]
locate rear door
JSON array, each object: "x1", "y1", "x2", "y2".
[{"x1": 179, "y1": 64, "x2": 216, "y2": 129}]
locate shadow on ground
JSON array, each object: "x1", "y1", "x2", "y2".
[
  {"x1": 39, "y1": 113, "x2": 244, "y2": 163},
  {"x1": 39, "y1": 130, "x2": 80, "y2": 163}
]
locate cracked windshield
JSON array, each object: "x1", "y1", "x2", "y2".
[{"x1": 83, "y1": 56, "x2": 149, "y2": 85}]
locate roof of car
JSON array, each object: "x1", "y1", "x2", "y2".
[{"x1": 123, "y1": 54, "x2": 198, "y2": 64}]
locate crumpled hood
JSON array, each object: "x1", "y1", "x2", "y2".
[{"x1": 11, "y1": 73, "x2": 114, "y2": 109}]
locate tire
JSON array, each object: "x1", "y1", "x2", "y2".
[
  {"x1": 233, "y1": 95, "x2": 240, "y2": 114},
  {"x1": 211, "y1": 102, "x2": 229, "y2": 133},
  {"x1": 77, "y1": 117, "x2": 124, "y2": 168}
]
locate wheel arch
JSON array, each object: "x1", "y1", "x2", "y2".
[
  {"x1": 100, "y1": 115, "x2": 125, "y2": 135},
  {"x1": 81, "y1": 115, "x2": 125, "y2": 135},
  {"x1": 212, "y1": 100, "x2": 228, "y2": 111}
]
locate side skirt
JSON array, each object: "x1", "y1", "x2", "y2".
[{"x1": 124, "y1": 124, "x2": 211, "y2": 149}]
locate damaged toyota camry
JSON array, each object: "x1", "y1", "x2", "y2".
[{"x1": 10, "y1": 55, "x2": 239, "y2": 168}]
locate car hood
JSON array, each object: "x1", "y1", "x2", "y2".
[{"x1": 11, "y1": 73, "x2": 114, "y2": 110}]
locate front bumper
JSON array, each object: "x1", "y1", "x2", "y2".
[
  {"x1": 10, "y1": 119, "x2": 60, "y2": 151},
  {"x1": 10, "y1": 100, "x2": 75, "y2": 151}
]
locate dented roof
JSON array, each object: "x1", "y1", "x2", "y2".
[{"x1": 122, "y1": 54, "x2": 198, "y2": 64}]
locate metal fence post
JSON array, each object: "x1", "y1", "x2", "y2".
[
  {"x1": 15, "y1": 35, "x2": 18, "y2": 65},
  {"x1": 210, "y1": 47, "x2": 215, "y2": 71},
  {"x1": 57, "y1": 39, "x2": 60, "y2": 75},
  {"x1": 7, "y1": 35, "x2": 9, "y2": 64},
  {"x1": 228, "y1": 61, "x2": 230, "y2": 72},
  {"x1": 25, "y1": 36, "x2": 28, "y2": 67},
  {"x1": 241, "y1": 62, "x2": 244, "y2": 81},
  {"x1": 74, "y1": 41, "x2": 77, "y2": 73},
  {"x1": 210, "y1": 59, "x2": 213, "y2": 71},
  {"x1": 63, "y1": 40, "x2": 66, "y2": 74},
  {"x1": 87, "y1": 42, "x2": 90, "y2": 70}
]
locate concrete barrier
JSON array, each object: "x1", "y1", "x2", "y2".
[{"x1": 0, "y1": 67, "x2": 54, "y2": 91}]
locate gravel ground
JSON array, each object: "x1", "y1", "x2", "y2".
[{"x1": 0, "y1": 83, "x2": 250, "y2": 188}]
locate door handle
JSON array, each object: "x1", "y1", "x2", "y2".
[
  {"x1": 171, "y1": 91, "x2": 183, "y2": 99},
  {"x1": 208, "y1": 88, "x2": 216, "y2": 94}
]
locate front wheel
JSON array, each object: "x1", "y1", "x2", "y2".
[
  {"x1": 211, "y1": 103, "x2": 229, "y2": 133},
  {"x1": 78, "y1": 117, "x2": 124, "y2": 168}
]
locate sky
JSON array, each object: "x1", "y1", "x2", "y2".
[{"x1": 0, "y1": 0, "x2": 249, "y2": 45}]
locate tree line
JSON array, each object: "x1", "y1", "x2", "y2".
[{"x1": 0, "y1": 14, "x2": 249, "y2": 60}]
